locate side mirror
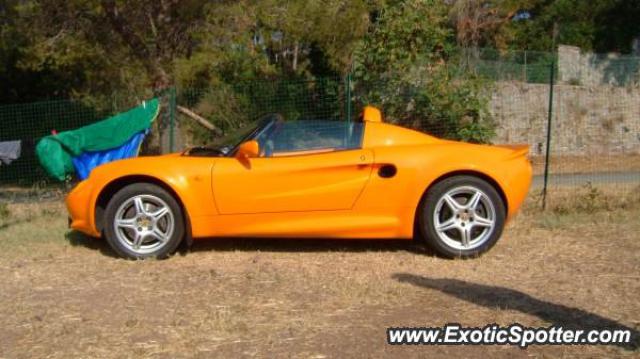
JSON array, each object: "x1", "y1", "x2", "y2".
[
  {"x1": 362, "y1": 106, "x2": 383, "y2": 123},
  {"x1": 236, "y1": 140, "x2": 260, "y2": 159}
]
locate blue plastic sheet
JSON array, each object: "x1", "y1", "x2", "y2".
[{"x1": 71, "y1": 130, "x2": 147, "y2": 180}]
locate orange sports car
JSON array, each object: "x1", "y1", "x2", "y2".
[{"x1": 66, "y1": 107, "x2": 532, "y2": 259}]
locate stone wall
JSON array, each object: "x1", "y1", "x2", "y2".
[
  {"x1": 491, "y1": 82, "x2": 640, "y2": 155},
  {"x1": 557, "y1": 45, "x2": 640, "y2": 87}
]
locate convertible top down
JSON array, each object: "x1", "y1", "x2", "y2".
[{"x1": 66, "y1": 107, "x2": 532, "y2": 259}]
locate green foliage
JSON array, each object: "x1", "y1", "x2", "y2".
[
  {"x1": 1, "y1": 0, "x2": 636, "y2": 108},
  {"x1": 172, "y1": 0, "x2": 373, "y2": 143},
  {"x1": 179, "y1": 84, "x2": 252, "y2": 145},
  {"x1": 13, "y1": 0, "x2": 208, "y2": 99},
  {"x1": 502, "y1": 0, "x2": 640, "y2": 53},
  {"x1": 3, "y1": 0, "x2": 639, "y2": 189},
  {"x1": 179, "y1": 77, "x2": 345, "y2": 145},
  {"x1": 446, "y1": 0, "x2": 639, "y2": 54},
  {"x1": 352, "y1": 0, "x2": 494, "y2": 143},
  {"x1": 448, "y1": 0, "x2": 531, "y2": 49},
  {"x1": 173, "y1": 0, "x2": 373, "y2": 88},
  {"x1": 250, "y1": 0, "x2": 373, "y2": 76},
  {"x1": 0, "y1": 0, "x2": 79, "y2": 104}
]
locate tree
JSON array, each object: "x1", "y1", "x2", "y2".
[
  {"x1": 13, "y1": 0, "x2": 374, "y2": 97},
  {"x1": 353, "y1": 0, "x2": 494, "y2": 143},
  {"x1": 253, "y1": 0, "x2": 372, "y2": 76},
  {"x1": 174, "y1": 0, "x2": 373, "y2": 84},
  {"x1": 172, "y1": 0, "x2": 375, "y2": 144},
  {"x1": 7, "y1": 0, "x2": 497, "y2": 145},
  {"x1": 17, "y1": 0, "x2": 207, "y2": 96},
  {"x1": 0, "y1": 0, "x2": 77, "y2": 103},
  {"x1": 448, "y1": 0, "x2": 528, "y2": 49},
  {"x1": 498, "y1": 0, "x2": 640, "y2": 53}
]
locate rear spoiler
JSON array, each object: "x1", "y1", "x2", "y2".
[{"x1": 496, "y1": 144, "x2": 530, "y2": 160}]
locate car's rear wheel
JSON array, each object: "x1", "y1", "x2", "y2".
[
  {"x1": 104, "y1": 183, "x2": 184, "y2": 259},
  {"x1": 418, "y1": 175, "x2": 506, "y2": 258}
]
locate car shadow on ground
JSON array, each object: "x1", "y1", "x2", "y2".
[
  {"x1": 392, "y1": 273, "x2": 639, "y2": 350},
  {"x1": 65, "y1": 230, "x2": 429, "y2": 256},
  {"x1": 187, "y1": 237, "x2": 427, "y2": 255},
  {"x1": 65, "y1": 230, "x2": 120, "y2": 258}
]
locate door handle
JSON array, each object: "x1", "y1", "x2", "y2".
[{"x1": 378, "y1": 164, "x2": 397, "y2": 178}]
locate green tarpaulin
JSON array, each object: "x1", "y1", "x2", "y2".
[{"x1": 36, "y1": 98, "x2": 159, "y2": 181}]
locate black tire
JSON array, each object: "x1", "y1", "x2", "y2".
[
  {"x1": 417, "y1": 175, "x2": 506, "y2": 259},
  {"x1": 104, "y1": 183, "x2": 185, "y2": 259}
]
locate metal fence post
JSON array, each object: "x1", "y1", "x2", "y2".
[
  {"x1": 169, "y1": 87, "x2": 176, "y2": 152},
  {"x1": 345, "y1": 73, "x2": 352, "y2": 122},
  {"x1": 523, "y1": 50, "x2": 528, "y2": 82},
  {"x1": 541, "y1": 55, "x2": 556, "y2": 210}
]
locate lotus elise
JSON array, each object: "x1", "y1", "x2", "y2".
[{"x1": 66, "y1": 107, "x2": 532, "y2": 259}]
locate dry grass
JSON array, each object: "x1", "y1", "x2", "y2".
[
  {"x1": 0, "y1": 192, "x2": 638, "y2": 358},
  {"x1": 527, "y1": 183, "x2": 640, "y2": 215},
  {"x1": 530, "y1": 154, "x2": 640, "y2": 175}
]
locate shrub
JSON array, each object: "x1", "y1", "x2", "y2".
[{"x1": 351, "y1": 0, "x2": 494, "y2": 143}]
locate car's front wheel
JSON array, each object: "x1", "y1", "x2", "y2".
[
  {"x1": 104, "y1": 183, "x2": 185, "y2": 259},
  {"x1": 418, "y1": 175, "x2": 506, "y2": 258}
]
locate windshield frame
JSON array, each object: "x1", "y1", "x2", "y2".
[{"x1": 226, "y1": 114, "x2": 279, "y2": 157}]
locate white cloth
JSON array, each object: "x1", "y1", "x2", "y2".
[{"x1": 0, "y1": 140, "x2": 21, "y2": 165}]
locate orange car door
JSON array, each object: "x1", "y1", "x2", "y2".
[{"x1": 212, "y1": 149, "x2": 373, "y2": 214}]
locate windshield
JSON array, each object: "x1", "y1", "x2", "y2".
[
  {"x1": 212, "y1": 123, "x2": 260, "y2": 149},
  {"x1": 208, "y1": 114, "x2": 281, "y2": 156},
  {"x1": 186, "y1": 113, "x2": 362, "y2": 158}
]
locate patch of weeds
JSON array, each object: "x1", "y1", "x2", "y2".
[
  {"x1": 522, "y1": 191, "x2": 543, "y2": 215},
  {"x1": 568, "y1": 78, "x2": 582, "y2": 86},
  {"x1": 40, "y1": 207, "x2": 59, "y2": 217},
  {"x1": 530, "y1": 183, "x2": 627, "y2": 229},
  {"x1": 620, "y1": 185, "x2": 640, "y2": 210},
  {"x1": 550, "y1": 182, "x2": 610, "y2": 214},
  {"x1": 26, "y1": 179, "x2": 65, "y2": 202},
  {"x1": 0, "y1": 202, "x2": 10, "y2": 220}
]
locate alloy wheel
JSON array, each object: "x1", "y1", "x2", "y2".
[
  {"x1": 113, "y1": 194, "x2": 175, "y2": 255},
  {"x1": 432, "y1": 185, "x2": 496, "y2": 251}
]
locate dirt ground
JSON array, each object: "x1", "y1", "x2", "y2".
[{"x1": 0, "y1": 191, "x2": 638, "y2": 358}]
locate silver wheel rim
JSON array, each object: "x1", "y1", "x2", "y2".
[
  {"x1": 113, "y1": 194, "x2": 175, "y2": 255},
  {"x1": 433, "y1": 185, "x2": 496, "y2": 251}
]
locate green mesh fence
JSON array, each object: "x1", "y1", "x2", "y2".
[
  {"x1": 468, "y1": 48, "x2": 640, "y2": 205},
  {"x1": 1, "y1": 48, "x2": 639, "y2": 206},
  {"x1": 177, "y1": 77, "x2": 347, "y2": 147},
  {"x1": 0, "y1": 92, "x2": 172, "y2": 201},
  {"x1": 0, "y1": 100, "x2": 111, "y2": 185},
  {"x1": 461, "y1": 48, "x2": 557, "y2": 84}
]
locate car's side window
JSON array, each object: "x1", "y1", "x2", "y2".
[{"x1": 257, "y1": 120, "x2": 364, "y2": 157}]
